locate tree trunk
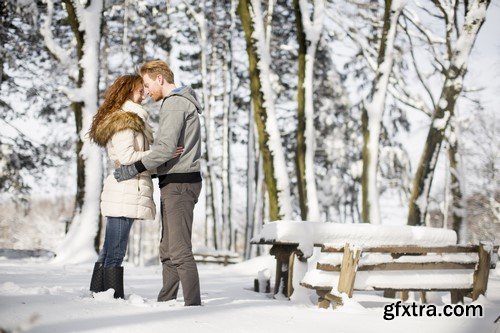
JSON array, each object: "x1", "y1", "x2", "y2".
[
  {"x1": 222, "y1": 55, "x2": 233, "y2": 251},
  {"x1": 238, "y1": 0, "x2": 292, "y2": 221},
  {"x1": 66, "y1": 0, "x2": 104, "y2": 254},
  {"x1": 448, "y1": 130, "x2": 464, "y2": 242},
  {"x1": 51, "y1": 0, "x2": 104, "y2": 263},
  {"x1": 185, "y1": 1, "x2": 220, "y2": 248},
  {"x1": 244, "y1": 102, "x2": 256, "y2": 260},
  {"x1": 361, "y1": 0, "x2": 402, "y2": 224},
  {"x1": 294, "y1": 0, "x2": 308, "y2": 220},
  {"x1": 407, "y1": 0, "x2": 490, "y2": 226},
  {"x1": 64, "y1": 0, "x2": 86, "y2": 225},
  {"x1": 0, "y1": 0, "x2": 7, "y2": 86}
]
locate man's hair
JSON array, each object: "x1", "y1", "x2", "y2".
[{"x1": 140, "y1": 60, "x2": 175, "y2": 84}]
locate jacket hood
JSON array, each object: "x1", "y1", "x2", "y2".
[
  {"x1": 92, "y1": 109, "x2": 146, "y2": 147},
  {"x1": 168, "y1": 86, "x2": 203, "y2": 114}
]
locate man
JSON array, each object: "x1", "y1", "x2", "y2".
[{"x1": 114, "y1": 60, "x2": 203, "y2": 306}]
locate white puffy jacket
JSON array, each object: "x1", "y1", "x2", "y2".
[{"x1": 95, "y1": 100, "x2": 156, "y2": 220}]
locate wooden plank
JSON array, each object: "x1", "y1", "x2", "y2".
[
  {"x1": 316, "y1": 263, "x2": 341, "y2": 271},
  {"x1": 250, "y1": 239, "x2": 324, "y2": 247},
  {"x1": 316, "y1": 290, "x2": 331, "y2": 309},
  {"x1": 321, "y1": 244, "x2": 480, "y2": 254},
  {"x1": 373, "y1": 287, "x2": 473, "y2": 292},
  {"x1": 313, "y1": 244, "x2": 361, "y2": 309},
  {"x1": 337, "y1": 244, "x2": 361, "y2": 297},
  {"x1": 250, "y1": 239, "x2": 297, "y2": 245},
  {"x1": 357, "y1": 262, "x2": 475, "y2": 271},
  {"x1": 318, "y1": 262, "x2": 476, "y2": 272},
  {"x1": 287, "y1": 251, "x2": 296, "y2": 297},
  {"x1": 324, "y1": 292, "x2": 343, "y2": 308},
  {"x1": 472, "y1": 243, "x2": 492, "y2": 300},
  {"x1": 299, "y1": 282, "x2": 332, "y2": 292}
]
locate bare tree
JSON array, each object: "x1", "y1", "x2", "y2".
[{"x1": 407, "y1": 0, "x2": 491, "y2": 226}]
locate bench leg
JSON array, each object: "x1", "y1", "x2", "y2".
[
  {"x1": 420, "y1": 291, "x2": 427, "y2": 304},
  {"x1": 383, "y1": 290, "x2": 396, "y2": 299},
  {"x1": 316, "y1": 290, "x2": 330, "y2": 309},
  {"x1": 270, "y1": 245, "x2": 299, "y2": 298},
  {"x1": 273, "y1": 257, "x2": 285, "y2": 295},
  {"x1": 451, "y1": 290, "x2": 465, "y2": 304}
]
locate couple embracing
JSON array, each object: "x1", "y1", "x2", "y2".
[{"x1": 87, "y1": 60, "x2": 203, "y2": 306}]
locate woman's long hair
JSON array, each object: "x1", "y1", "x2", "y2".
[{"x1": 88, "y1": 74, "x2": 143, "y2": 143}]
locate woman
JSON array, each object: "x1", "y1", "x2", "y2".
[{"x1": 87, "y1": 74, "x2": 179, "y2": 299}]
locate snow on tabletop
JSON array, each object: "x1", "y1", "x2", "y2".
[
  {"x1": 253, "y1": 221, "x2": 457, "y2": 258},
  {"x1": 301, "y1": 269, "x2": 474, "y2": 290},
  {"x1": 318, "y1": 252, "x2": 479, "y2": 267}
]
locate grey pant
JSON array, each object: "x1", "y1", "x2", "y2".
[{"x1": 158, "y1": 182, "x2": 202, "y2": 305}]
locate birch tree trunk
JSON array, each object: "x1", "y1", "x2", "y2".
[
  {"x1": 294, "y1": 0, "x2": 308, "y2": 220},
  {"x1": 223, "y1": 0, "x2": 236, "y2": 251},
  {"x1": 296, "y1": 0, "x2": 324, "y2": 221},
  {"x1": 222, "y1": 53, "x2": 233, "y2": 251},
  {"x1": 238, "y1": 0, "x2": 293, "y2": 221},
  {"x1": 184, "y1": 1, "x2": 220, "y2": 247},
  {"x1": 41, "y1": 0, "x2": 104, "y2": 263},
  {"x1": 244, "y1": 102, "x2": 256, "y2": 260},
  {"x1": 448, "y1": 122, "x2": 465, "y2": 242},
  {"x1": 407, "y1": 0, "x2": 490, "y2": 226},
  {"x1": 361, "y1": 0, "x2": 404, "y2": 224}
]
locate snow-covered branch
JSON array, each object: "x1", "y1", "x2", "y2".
[
  {"x1": 326, "y1": 10, "x2": 377, "y2": 71},
  {"x1": 40, "y1": 0, "x2": 73, "y2": 70},
  {"x1": 183, "y1": 0, "x2": 205, "y2": 31}
]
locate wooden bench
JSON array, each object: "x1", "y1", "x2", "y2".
[
  {"x1": 300, "y1": 243, "x2": 497, "y2": 309},
  {"x1": 193, "y1": 252, "x2": 240, "y2": 266}
]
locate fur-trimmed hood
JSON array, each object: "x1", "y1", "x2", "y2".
[{"x1": 93, "y1": 101, "x2": 153, "y2": 147}]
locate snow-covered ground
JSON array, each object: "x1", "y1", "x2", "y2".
[{"x1": 1, "y1": 255, "x2": 499, "y2": 333}]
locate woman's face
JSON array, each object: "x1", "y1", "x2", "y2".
[{"x1": 131, "y1": 84, "x2": 145, "y2": 104}]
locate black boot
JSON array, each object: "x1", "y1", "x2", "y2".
[
  {"x1": 89, "y1": 262, "x2": 104, "y2": 293},
  {"x1": 104, "y1": 266, "x2": 124, "y2": 299}
]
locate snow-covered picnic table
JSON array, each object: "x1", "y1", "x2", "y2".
[{"x1": 251, "y1": 221, "x2": 457, "y2": 297}]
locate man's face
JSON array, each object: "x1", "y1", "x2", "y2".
[{"x1": 142, "y1": 73, "x2": 163, "y2": 102}]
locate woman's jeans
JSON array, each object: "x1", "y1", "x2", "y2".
[{"x1": 97, "y1": 216, "x2": 134, "y2": 268}]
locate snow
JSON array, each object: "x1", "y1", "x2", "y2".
[
  {"x1": 318, "y1": 252, "x2": 478, "y2": 267},
  {"x1": 301, "y1": 268, "x2": 475, "y2": 290},
  {"x1": 253, "y1": 221, "x2": 457, "y2": 257},
  {"x1": 1, "y1": 255, "x2": 499, "y2": 333}
]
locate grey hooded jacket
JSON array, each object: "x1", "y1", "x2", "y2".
[{"x1": 134, "y1": 86, "x2": 202, "y2": 187}]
